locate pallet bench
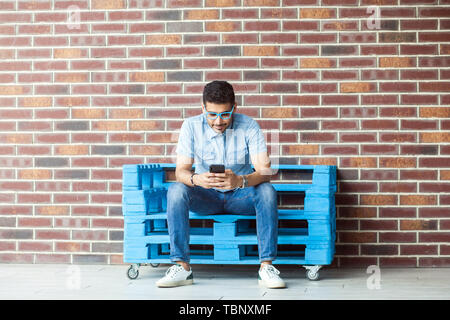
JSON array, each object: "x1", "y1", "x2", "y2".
[{"x1": 122, "y1": 163, "x2": 337, "y2": 281}]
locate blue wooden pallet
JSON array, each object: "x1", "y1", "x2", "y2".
[{"x1": 122, "y1": 163, "x2": 336, "y2": 280}]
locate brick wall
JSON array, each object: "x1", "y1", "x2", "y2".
[{"x1": 0, "y1": 0, "x2": 449, "y2": 267}]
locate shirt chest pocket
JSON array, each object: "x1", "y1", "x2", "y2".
[
  {"x1": 194, "y1": 140, "x2": 216, "y2": 162},
  {"x1": 227, "y1": 146, "x2": 248, "y2": 165},
  {"x1": 203, "y1": 151, "x2": 216, "y2": 161}
]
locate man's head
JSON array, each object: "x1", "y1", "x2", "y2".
[{"x1": 202, "y1": 80, "x2": 236, "y2": 134}]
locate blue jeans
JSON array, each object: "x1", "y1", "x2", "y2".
[{"x1": 166, "y1": 182, "x2": 278, "y2": 263}]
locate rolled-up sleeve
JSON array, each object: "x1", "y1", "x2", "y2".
[
  {"x1": 247, "y1": 120, "x2": 267, "y2": 155},
  {"x1": 175, "y1": 120, "x2": 194, "y2": 159}
]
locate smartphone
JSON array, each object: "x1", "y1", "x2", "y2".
[{"x1": 209, "y1": 164, "x2": 225, "y2": 173}]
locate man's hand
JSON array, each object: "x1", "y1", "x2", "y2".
[
  {"x1": 194, "y1": 169, "x2": 242, "y2": 190},
  {"x1": 210, "y1": 169, "x2": 242, "y2": 190},
  {"x1": 192, "y1": 172, "x2": 217, "y2": 189}
]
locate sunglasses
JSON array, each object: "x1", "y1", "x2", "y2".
[{"x1": 204, "y1": 104, "x2": 235, "y2": 120}]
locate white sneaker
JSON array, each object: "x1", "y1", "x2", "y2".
[
  {"x1": 258, "y1": 264, "x2": 286, "y2": 289},
  {"x1": 156, "y1": 264, "x2": 193, "y2": 288}
]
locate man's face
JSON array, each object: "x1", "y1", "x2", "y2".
[{"x1": 202, "y1": 102, "x2": 235, "y2": 134}]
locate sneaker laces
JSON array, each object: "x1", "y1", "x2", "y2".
[
  {"x1": 262, "y1": 265, "x2": 280, "y2": 279},
  {"x1": 165, "y1": 265, "x2": 184, "y2": 278}
]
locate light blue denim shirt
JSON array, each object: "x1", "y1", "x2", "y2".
[{"x1": 175, "y1": 113, "x2": 267, "y2": 192}]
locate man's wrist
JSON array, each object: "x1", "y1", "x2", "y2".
[
  {"x1": 190, "y1": 173, "x2": 198, "y2": 186},
  {"x1": 239, "y1": 175, "x2": 244, "y2": 188},
  {"x1": 239, "y1": 175, "x2": 248, "y2": 189}
]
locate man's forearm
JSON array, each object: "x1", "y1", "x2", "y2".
[
  {"x1": 176, "y1": 169, "x2": 195, "y2": 187},
  {"x1": 243, "y1": 170, "x2": 271, "y2": 187}
]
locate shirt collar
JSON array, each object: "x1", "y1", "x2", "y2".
[{"x1": 203, "y1": 114, "x2": 234, "y2": 139}]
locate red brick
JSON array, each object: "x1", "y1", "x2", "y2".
[
  {"x1": 361, "y1": 45, "x2": 397, "y2": 55},
  {"x1": 261, "y1": 33, "x2": 298, "y2": 44},
  {"x1": 361, "y1": 169, "x2": 398, "y2": 181},
  {"x1": 300, "y1": 132, "x2": 336, "y2": 143},
  {"x1": 380, "y1": 232, "x2": 416, "y2": 243},
  {"x1": 380, "y1": 57, "x2": 415, "y2": 68},
  {"x1": 420, "y1": 232, "x2": 450, "y2": 242},
  {"x1": 321, "y1": 20, "x2": 358, "y2": 31},
  {"x1": 401, "y1": 69, "x2": 438, "y2": 80},
  {"x1": 283, "y1": 21, "x2": 319, "y2": 31},
  {"x1": 401, "y1": 94, "x2": 438, "y2": 105},
  {"x1": 283, "y1": 145, "x2": 319, "y2": 156},
  {"x1": 401, "y1": 195, "x2": 437, "y2": 205},
  {"x1": 262, "y1": 83, "x2": 297, "y2": 93},
  {"x1": 297, "y1": 108, "x2": 334, "y2": 120},
  {"x1": 322, "y1": 70, "x2": 358, "y2": 80},
  {"x1": 340, "y1": 181, "x2": 377, "y2": 192},
  {"x1": 54, "y1": 193, "x2": 89, "y2": 204},
  {"x1": 92, "y1": 218, "x2": 123, "y2": 229},
  {"x1": 35, "y1": 229, "x2": 70, "y2": 240},
  {"x1": 380, "y1": 207, "x2": 416, "y2": 218},
  {"x1": 340, "y1": 157, "x2": 377, "y2": 168},
  {"x1": 186, "y1": 59, "x2": 221, "y2": 68},
  {"x1": 282, "y1": 95, "x2": 320, "y2": 106},
  {"x1": 361, "y1": 70, "x2": 398, "y2": 80},
  {"x1": 401, "y1": 245, "x2": 438, "y2": 255},
  {"x1": 361, "y1": 245, "x2": 398, "y2": 256},
  {"x1": 380, "y1": 107, "x2": 416, "y2": 117},
  {"x1": 322, "y1": 95, "x2": 358, "y2": 105},
  {"x1": 18, "y1": 217, "x2": 53, "y2": 228},
  {"x1": 420, "y1": 182, "x2": 450, "y2": 193},
  {"x1": 380, "y1": 82, "x2": 416, "y2": 92},
  {"x1": 300, "y1": 8, "x2": 336, "y2": 19},
  {"x1": 92, "y1": 0, "x2": 126, "y2": 9},
  {"x1": 300, "y1": 33, "x2": 336, "y2": 43},
  {"x1": 322, "y1": 120, "x2": 357, "y2": 130},
  {"x1": 262, "y1": 58, "x2": 296, "y2": 68},
  {"x1": 261, "y1": 107, "x2": 297, "y2": 118},
  {"x1": 283, "y1": 46, "x2": 318, "y2": 56},
  {"x1": 322, "y1": 145, "x2": 359, "y2": 156},
  {"x1": 340, "y1": 58, "x2": 376, "y2": 68},
  {"x1": 361, "y1": 144, "x2": 397, "y2": 155},
  {"x1": 339, "y1": 232, "x2": 377, "y2": 243},
  {"x1": 401, "y1": 19, "x2": 438, "y2": 30},
  {"x1": 401, "y1": 44, "x2": 438, "y2": 55},
  {"x1": 244, "y1": 21, "x2": 279, "y2": 31},
  {"x1": 419, "y1": 7, "x2": 450, "y2": 17},
  {"x1": 205, "y1": 0, "x2": 240, "y2": 6},
  {"x1": 300, "y1": 58, "x2": 336, "y2": 68},
  {"x1": 341, "y1": 82, "x2": 376, "y2": 93},
  {"x1": 340, "y1": 132, "x2": 377, "y2": 143},
  {"x1": 283, "y1": 70, "x2": 318, "y2": 80},
  {"x1": 301, "y1": 83, "x2": 336, "y2": 93},
  {"x1": 338, "y1": 207, "x2": 377, "y2": 219},
  {"x1": 419, "y1": 258, "x2": 450, "y2": 267},
  {"x1": 362, "y1": 120, "x2": 398, "y2": 130},
  {"x1": 72, "y1": 229, "x2": 108, "y2": 241},
  {"x1": 419, "y1": 57, "x2": 450, "y2": 67},
  {"x1": 420, "y1": 157, "x2": 450, "y2": 168},
  {"x1": 340, "y1": 106, "x2": 377, "y2": 118},
  {"x1": 223, "y1": 9, "x2": 258, "y2": 19},
  {"x1": 380, "y1": 7, "x2": 416, "y2": 17},
  {"x1": 419, "y1": 82, "x2": 450, "y2": 92},
  {"x1": 55, "y1": 242, "x2": 90, "y2": 252},
  {"x1": 0, "y1": 253, "x2": 33, "y2": 263},
  {"x1": 340, "y1": 32, "x2": 376, "y2": 43},
  {"x1": 361, "y1": 195, "x2": 398, "y2": 205}
]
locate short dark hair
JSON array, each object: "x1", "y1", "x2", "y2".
[{"x1": 202, "y1": 80, "x2": 235, "y2": 107}]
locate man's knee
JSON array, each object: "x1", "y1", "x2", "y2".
[
  {"x1": 254, "y1": 182, "x2": 277, "y2": 203},
  {"x1": 167, "y1": 182, "x2": 190, "y2": 202}
]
